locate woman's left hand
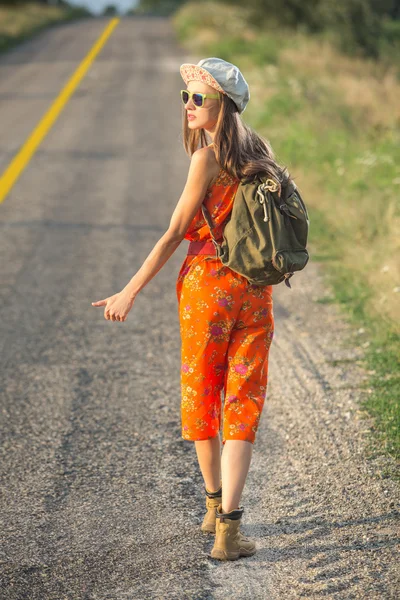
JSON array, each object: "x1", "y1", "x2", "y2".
[{"x1": 91, "y1": 289, "x2": 135, "y2": 322}]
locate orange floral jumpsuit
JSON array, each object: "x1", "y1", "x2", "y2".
[{"x1": 176, "y1": 165, "x2": 275, "y2": 446}]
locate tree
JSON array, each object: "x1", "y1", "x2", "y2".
[{"x1": 103, "y1": 5, "x2": 118, "y2": 15}]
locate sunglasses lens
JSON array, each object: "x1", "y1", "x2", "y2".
[
  {"x1": 193, "y1": 93, "x2": 203, "y2": 107},
  {"x1": 182, "y1": 91, "x2": 189, "y2": 104}
]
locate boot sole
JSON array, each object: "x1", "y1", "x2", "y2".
[{"x1": 210, "y1": 547, "x2": 256, "y2": 561}]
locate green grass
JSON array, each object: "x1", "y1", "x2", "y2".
[
  {"x1": 310, "y1": 205, "x2": 399, "y2": 477},
  {"x1": 0, "y1": 2, "x2": 90, "y2": 55},
  {"x1": 207, "y1": 35, "x2": 281, "y2": 66}
]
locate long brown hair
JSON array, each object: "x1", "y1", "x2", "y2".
[{"x1": 182, "y1": 92, "x2": 293, "y2": 185}]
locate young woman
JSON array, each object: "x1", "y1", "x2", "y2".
[{"x1": 92, "y1": 57, "x2": 291, "y2": 561}]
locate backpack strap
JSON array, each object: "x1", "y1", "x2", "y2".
[{"x1": 201, "y1": 203, "x2": 220, "y2": 248}]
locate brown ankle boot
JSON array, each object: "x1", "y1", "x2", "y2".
[
  {"x1": 210, "y1": 503, "x2": 256, "y2": 560},
  {"x1": 201, "y1": 485, "x2": 222, "y2": 534}
]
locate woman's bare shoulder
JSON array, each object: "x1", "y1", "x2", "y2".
[{"x1": 192, "y1": 145, "x2": 220, "y2": 186}]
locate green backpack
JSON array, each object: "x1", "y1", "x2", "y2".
[{"x1": 201, "y1": 173, "x2": 310, "y2": 288}]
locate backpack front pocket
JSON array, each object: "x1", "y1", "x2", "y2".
[{"x1": 272, "y1": 249, "x2": 309, "y2": 274}]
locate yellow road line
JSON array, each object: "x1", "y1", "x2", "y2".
[{"x1": 0, "y1": 17, "x2": 120, "y2": 204}]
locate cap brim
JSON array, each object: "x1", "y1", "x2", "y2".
[{"x1": 180, "y1": 63, "x2": 225, "y2": 94}]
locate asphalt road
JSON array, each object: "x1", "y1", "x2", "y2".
[{"x1": 0, "y1": 16, "x2": 399, "y2": 600}]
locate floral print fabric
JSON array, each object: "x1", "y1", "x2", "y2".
[
  {"x1": 176, "y1": 166, "x2": 275, "y2": 445},
  {"x1": 184, "y1": 167, "x2": 240, "y2": 243}
]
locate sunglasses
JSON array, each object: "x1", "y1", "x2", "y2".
[{"x1": 180, "y1": 89, "x2": 220, "y2": 108}]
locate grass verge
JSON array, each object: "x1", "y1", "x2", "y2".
[{"x1": 0, "y1": 2, "x2": 90, "y2": 55}]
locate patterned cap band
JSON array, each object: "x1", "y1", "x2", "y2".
[{"x1": 180, "y1": 64, "x2": 226, "y2": 94}]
